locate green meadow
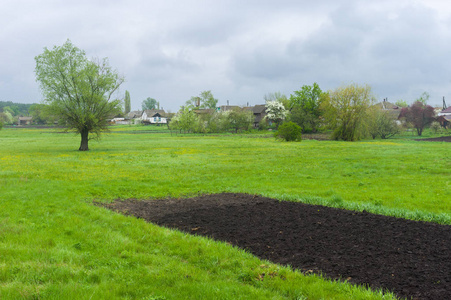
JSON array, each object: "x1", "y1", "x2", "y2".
[{"x1": 1, "y1": 126, "x2": 450, "y2": 299}]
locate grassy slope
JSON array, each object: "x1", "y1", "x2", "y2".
[{"x1": 1, "y1": 126, "x2": 449, "y2": 299}]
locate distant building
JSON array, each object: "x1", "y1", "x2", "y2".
[
  {"x1": 111, "y1": 118, "x2": 130, "y2": 125},
  {"x1": 126, "y1": 111, "x2": 143, "y2": 119},
  {"x1": 372, "y1": 100, "x2": 401, "y2": 120},
  {"x1": 219, "y1": 105, "x2": 240, "y2": 112},
  {"x1": 142, "y1": 109, "x2": 168, "y2": 124},
  {"x1": 18, "y1": 117, "x2": 33, "y2": 125},
  {"x1": 437, "y1": 107, "x2": 451, "y2": 128},
  {"x1": 243, "y1": 105, "x2": 267, "y2": 128},
  {"x1": 437, "y1": 106, "x2": 451, "y2": 117}
]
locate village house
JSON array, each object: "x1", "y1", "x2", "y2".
[
  {"x1": 437, "y1": 106, "x2": 451, "y2": 128},
  {"x1": 125, "y1": 111, "x2": 143, "y2": 124},
  {"x1": 110, "y1": 117, "x2": 130, "y2": 125},
  {"x1": 372, "y1": 100, "x2": 402, "y2": 119},
  {"x1": 218, "y1": 105, "x2": 240, "y2": 112},
  {"x1": 18, "y1": 116, "x2": 33, "y2": 125},
  {"x1": 193, "y1": 108, "x2": 216, "y2": 116},
  {"x1": 243, "y1": 105, "x2": 267, "y2": 128},
  {"x1": 141, "y1": 109, "x2": 168, "y2": 124}
]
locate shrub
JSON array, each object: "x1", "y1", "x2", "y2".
[
  {"x1": 274, "y1": 121, "x2": 302, "y2": 141},
  {"x1": 430, "y1": 121, "x2": 442, "y2": 134},
  {"x1": 258, "y1": 118, "x2": 268, "y2": 130},
  {"x1": 367, "y1": 109, "x2": 400, "y2": 139}
]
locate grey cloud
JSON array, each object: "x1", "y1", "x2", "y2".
[
  {"x1": 2, "y1": 0, "x2": 451, "y2": 109},
  {"x1": 229, "y1": 1, "x2": 451, "y2": 103}
]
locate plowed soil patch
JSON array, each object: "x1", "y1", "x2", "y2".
[
  {"x1": 416, "y1": 135, "x2": 451, "y2": 142},
  {"x1": 103, "y1": 193, "x2": 451, "y2": 300}
]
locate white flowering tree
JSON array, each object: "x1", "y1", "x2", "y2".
[{"x1": 265, "y1": 100, "x2": 288, "y2": 128}]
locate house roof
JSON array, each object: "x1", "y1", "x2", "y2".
[
  {"x1": 126, "y1": 111, "x2": 143, "y2": 119},
  {"x1": 372, "y1": 101, "x2": 401, "y2": 119},
  {"x1": 144, "y1": 109, "x2": 166, "y2": 117},
  {"x1": 242, "y1": 105, "x2": 266, "y2": 114},
  {"x1": 219, "y1": 105, "x2": 240, "y2": 111},
  {"x1": 193, "y1": 109, "x2": 215, "y2": 115},
  {"x1": 18, "y1": 117, "x2": 33, "y2": 121},
  {"x1": 440, "y1": 107, "x2": 451, "y2": 114},
  {"x1": 251, "y1": 105, "x2": 266, "y2": 114},
  {"x1": 373, "y1": 101, "x2": 399, "y2": 110}
]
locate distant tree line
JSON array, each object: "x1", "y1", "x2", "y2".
[
  {"x1": 0, "y1": 101, "x2": 35, "y2": 125},
  {"x1": 0, "y1": 101, "x2": 61, "y2": 126},
  {"x1": 169, "y1": 106, "x2": 254, "y2": 134},
  {"x1": 1, "y1": 83, "x2": 441, "y2": 142},
  {"x1": 167, "y1": 83, "x2": 442, "y2": 141},
  {"x1": 0, "y1": 101, "x2": 33, "y2": 122}
]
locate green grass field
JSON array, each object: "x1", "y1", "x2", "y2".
[{"x1": 1, "y1": 126, "x2": 450, "y2": 299}]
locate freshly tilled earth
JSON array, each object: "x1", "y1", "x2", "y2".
[{"x1": 103, "y1": 193, "x2": 451, "y2": 300}]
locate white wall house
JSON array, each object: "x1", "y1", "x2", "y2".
[
  {"x1": 111, "y1": 117, "x2": 130, "y2": 125},
  {"x1": 438, "y1": 107, "x2": 451, "y2": 117},
  {"x1": 142, "y1": 110, "x2": 167, "y2": 124}
]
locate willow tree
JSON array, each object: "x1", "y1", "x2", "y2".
[
  {"x1": 322, "y1": 83, "x2": 374, "y2": 141},
  {"x1": 35, "y1": 40, "x2": 124, "y2": 151}
]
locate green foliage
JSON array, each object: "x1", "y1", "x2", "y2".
[
  {"x1": 258, "y1": 118, "x2": 268, "y2": 130},
  {"x1": 170, "y1": 107, "x2": 199, "y2": 133},
  {"x1": 288, "y1": 83, "x2": 325, "y2": 133},
  {"x1": 367, "y1": 108, "x2": 400, "y2": 139},
  {"x1": 171, "y1": 108, "x2": 254, "y2": 134},
  {"x1": 323, "y1": 83, "x2": 374, "y2": 141},
  {"x1": 2, "y1": 106, "x2": 16, "y2": 115},
  {"x1": 0, "y1": 111, "x2": 13, "y2": 125},
  {"x1": 28, "y1": 103, "x2": 54, "y2": 125},
  {"x1": 197, "y1": 111, "x2": 219, "y2": 133},
  {"x1": 0, "y1": 102, "x2": 33, "y2": 117},
  {"x1": 35, "y1": 39, "x2": 124, "y2": 150},
  {"x1": 186, "y1": 90, "x2": 218, "y2": 109},
  {"x1": 200, "y1": 91, "x2": 218, "y2": 109},
  {"x1": 197, "y1": 111, "x2": 231, "y2": 133},
  {"x1": 142, "y1": 97, "x2": 158, "y2": 110},
  {"x1": 274, "y1": 121, "x2": 302, "y2": 141},
  {"x1": 395, "y1": 100, "x2": 408, "y2": 107},
  {"x1": 226, "y1": 108, "x2": 254, "y2": 133},
  {"x1": 430, "y1": 121, "x2": 443, "y2": 134},
  {"x1": 124, "y1": 90, "x2": 131, "y2": 114},
  {"x1": 416, "y1": 92, "x2": 430, "y2": 104}
]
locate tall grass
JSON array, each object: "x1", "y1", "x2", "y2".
[{"x1": 1, "y1": 126, "x2": 450, "y2": 298}]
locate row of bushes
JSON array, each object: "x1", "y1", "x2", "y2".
[{"x1": 169, "y1": 107, "x2": 265, "y2": 134}]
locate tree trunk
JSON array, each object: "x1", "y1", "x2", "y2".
[{"x1": 79, "y1": 129, "x2": 89, "y2": 151}]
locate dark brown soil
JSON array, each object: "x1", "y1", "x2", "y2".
[
  {"x1": 415, "y1": 135, "x2": 451, "y2": 142},
  {"x1": 102, "y1": 193, "x2": 451, "y2": 300}
]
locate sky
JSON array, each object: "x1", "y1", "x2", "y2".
[{"x1": 1, "y1": 0, "x2": 451, "y2": 112}]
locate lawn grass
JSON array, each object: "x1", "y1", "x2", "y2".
[{"x1": 1, "y1": 126, "x2": 450, "y2": 299}]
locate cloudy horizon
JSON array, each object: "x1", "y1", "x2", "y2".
[{"x1": 1, "y1": 0, "x2": 451, "y2": 112}]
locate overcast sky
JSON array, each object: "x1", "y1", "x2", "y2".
[{"x1": 1, "y1": 0, "x2": 451, "y2": 111}]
